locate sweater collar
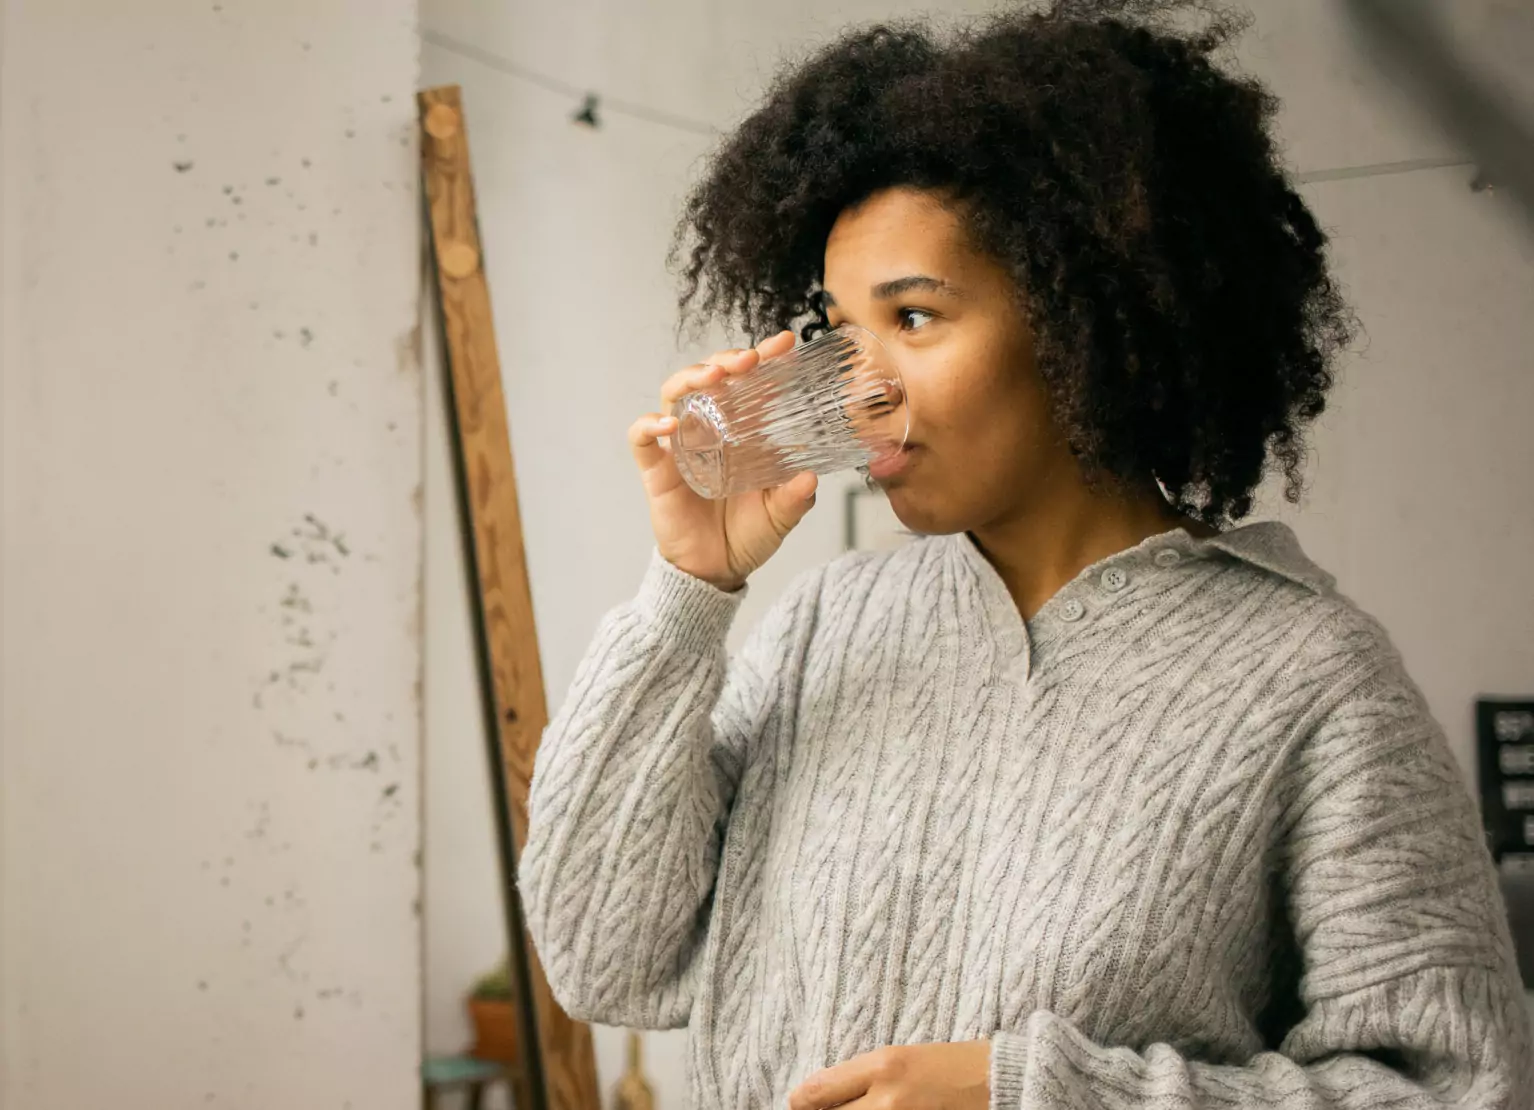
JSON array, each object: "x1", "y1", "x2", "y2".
[
  {"x1": 1200, "y1": 522, "x2": 1335, "y2": 595},
  {"x1": 954, "y1": 519, "x2": 1333, "y2": 600},
  {"x1": 950, "y1": 520, "x2": 1333, "y2": 681}
]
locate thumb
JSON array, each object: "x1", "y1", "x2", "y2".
[{"x1": 763, "y1": 472, "x2": 819, "y2": 538}]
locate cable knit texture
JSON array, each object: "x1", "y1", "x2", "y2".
[{"x1": 520, "y1": 523, "x2": 1532, "y2": 1109}]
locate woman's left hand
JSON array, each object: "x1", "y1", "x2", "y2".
[{"x1": 788, "y1": 1042, "x2": 991, "y2": 1110}]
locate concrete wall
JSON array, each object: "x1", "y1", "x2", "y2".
[
  {"x1": 418, "y1": 0, "x2": 1534, "y2": 1103},
  {"x1": 0, "y1": 2, "x2": 424, "y2": 1107}
]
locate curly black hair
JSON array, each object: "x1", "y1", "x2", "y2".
[{"x1": 671, "y1": 0, "x2": 1355, "y2": 524}]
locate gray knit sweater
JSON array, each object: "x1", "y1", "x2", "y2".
[{"x1": 520, "y1": 523, "x2": 1532, "y2": 1109}]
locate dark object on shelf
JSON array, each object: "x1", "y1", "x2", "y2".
[
  {"x1": 1476, "y1": 697, "x2": 1534, "y2": 986},
  {"x1": 1476, "y1": 698, "x2": 1534, "y2": 860}
]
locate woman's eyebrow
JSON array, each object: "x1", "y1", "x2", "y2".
[
  {"x1": 821, "y1": 275, "x2": 961, "y2": 308},
  {"x1": 873, "y1": 274, "x2": 959, "y2": 300}
]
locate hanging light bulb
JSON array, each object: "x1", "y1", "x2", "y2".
[{"x1": 573, "y1": 93, "x2": 601, "y2": 128}]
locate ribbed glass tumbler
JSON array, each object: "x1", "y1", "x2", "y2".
[{"x1": 670, "y1": 326, "x2": 908, "y2": 500}]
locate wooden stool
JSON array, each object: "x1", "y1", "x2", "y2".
[{"x1": 422, "y1": 1055, "x2": 513, "y2": 1110}]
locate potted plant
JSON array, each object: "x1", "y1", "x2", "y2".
[{"x1": 467, "y1": 958, "x2": 521, "y2": 1065}]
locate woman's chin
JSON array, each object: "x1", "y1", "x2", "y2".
[{"x1": 883, "y1": 485, "x2": 962, "y2": 539}]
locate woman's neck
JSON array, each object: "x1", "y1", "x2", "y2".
[{"x1": 970, "y1": 477, "x2": 1199, "y2": 621}]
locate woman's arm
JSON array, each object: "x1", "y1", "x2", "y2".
[
  {"x1": 518, "y1": 553, "x2": 818, "y2": 1030},
  {"x1": 986, "y1": 662, "x2": 1533, "y2": 1109}
]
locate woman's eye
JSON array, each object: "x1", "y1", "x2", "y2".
[{"x1": 898, "y1": 308, "x2": 935, "y2": 331}]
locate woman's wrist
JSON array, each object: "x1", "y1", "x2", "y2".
[
  {"x1": 988, "y1": 1030, "x2": 1030, "y2": 1110},
  {"x1": 638, "y1": 551, "x2": 746, "y2": 652}
]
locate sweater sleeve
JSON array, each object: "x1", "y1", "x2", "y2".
[
  {"x1": 518, "y1": 551, "x2": 816, "y2": 1030},
  {"x1": 990, "y1": 663, "x2": 1534, "y2": 1110}
]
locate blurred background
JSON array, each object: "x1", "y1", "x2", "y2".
[{"x1": 1, "y1": 1, "x2": 1532, "y2": 1107}]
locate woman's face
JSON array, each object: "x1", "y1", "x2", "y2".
[{"x1": 822, "y1": 186, "x2": 1071, "y2": 537}]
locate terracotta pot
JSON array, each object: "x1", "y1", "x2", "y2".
[{"x1": 468, "y1": 997, "x2": 522, "y2": 1065}]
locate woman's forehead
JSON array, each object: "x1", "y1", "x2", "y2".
[
  {"x1": 825, "y1": 192, "x2": 969, "y2": 279},
  {"x1": 823, "y1": 191, "x2": 1008, "y2": 303},
  {"x1": 828, "y1": 188, "x2": 963, "y2": 249}
]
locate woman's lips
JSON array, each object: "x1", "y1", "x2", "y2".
[{"x1": 867, "y1": 444, "x2": 915, "y2": 481}]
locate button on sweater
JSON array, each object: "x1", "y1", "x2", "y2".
[{"x1": 520, "y1": 523, "x2": 1532, "y2": 1109}]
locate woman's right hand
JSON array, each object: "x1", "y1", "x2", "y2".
[{"x1": 629, "y1": 330, "x2": 819, "y2": 593}]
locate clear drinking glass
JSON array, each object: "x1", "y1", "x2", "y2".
[{"x1": 670, "y1": 326, "x2": 908, "y2": 500}]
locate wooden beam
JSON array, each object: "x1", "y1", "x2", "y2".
[{"x1": 417, "y1": 84, "x2": 602, "y2": 1110}]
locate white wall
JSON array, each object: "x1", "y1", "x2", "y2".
[
  {"x1": 418, "y1": 0, "x2": 1534, "y2": 1102},
  {"x1": 0, "y1": 2, "x2": 424, "y2": 1107},
  {"x1": 1274, "y1": 169, "x2": 1534, "y2": 769}
]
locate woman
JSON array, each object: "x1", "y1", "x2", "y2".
[{"x1": 520, "y1": 3, "x2": 1532, "y2": 1108}]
